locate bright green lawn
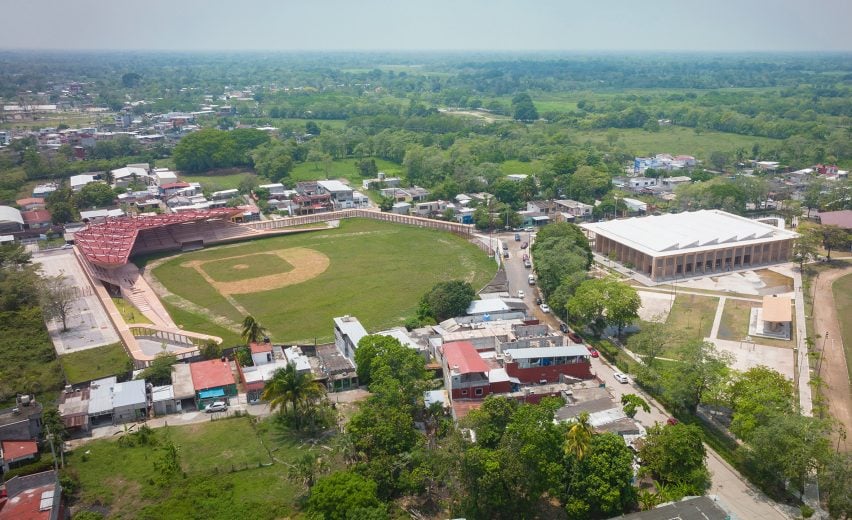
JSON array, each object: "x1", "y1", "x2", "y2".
[
  {"x1": 60, "y1": 343, "x2": 130, "y2": 384},
  {"x1": 289, "y1": 157, "x2": 404, "y2": 186},
  {"x1": 201, "y1": 253, "x2": 294, "y2": 282},
  {"x1": 150, "y1": 218, "x2": 495, "y2": 343},
  {"x1": 111, "y1": 297, "x2": 151, "y2": 324},
  {"x1": 178, "y1": 171, "x2": 261, "y2": 192},
  {"x1": 833, "y1": 272, "x2": 852, "y2": 382},
  {"x1": 664, "y1": 293, "x2": 718, "y2": 346},
  {"x1": 67, "y1": 417, "x2": 305, "y2": 520},
  {"x1": 570, "y1": 126, "x2": 781, "y2": 160},
  {"x1": 500, "y1": 159, "x2": 546, "y2": 175}
]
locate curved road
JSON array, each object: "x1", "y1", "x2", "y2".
[{"x1": 495, "y1": 231, "x2": 794, "y2": 519}]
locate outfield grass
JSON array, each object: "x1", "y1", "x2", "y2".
[
  {"x1": 718, "y1": 298, "x2": 795, "y2": 349},
  {"x1": 832, "y1": 272, "x2": 852, "y2": 382},
  {"x1": 150, "y1": 218, "x2": 495, "y2": 343},
  {"x1": 59, "y1": 343, "x2": 130, "y2": 384},
  {"x1": 160, "y1": 301, "x2": 243, "y2": 347},
  {"x1": 67, "y1": 417, "x2": 306, "y2": 520},
  {"x1": 570, "y1": 126, "x2": 781, "y2": 159}
]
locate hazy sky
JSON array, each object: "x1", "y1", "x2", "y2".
[{"x1": 3, "y1": 0, "x2": 851, "y2": 52}]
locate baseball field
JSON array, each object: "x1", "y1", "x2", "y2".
[{"x1": 148, "y1": 218, "x2": 495, "y2": 344}]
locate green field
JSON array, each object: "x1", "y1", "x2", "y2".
[
  {"x1": 178, "y1": 170, "x2": 260, "y2": 192},
  {"x1": 149, "y1": 218, "x2": 495, "y2": 343},
  {"x1": 666, "y1": 293, "x2": 717, "y2": 343},
  {"x1": 289, "y1": 157, "x2": 404, "y2": 186},
  {"x1": 833, "y1": 272, "x2": 852, "y2": 382},
  {"x1": 59, "y1": 343, "x2": 131, "y2": 384},
  {"x1": 202, "y1": 253, "x2": 294, "y2": 282},
  {"x1": 570, "y1": 126, "x2": 782, "y2": 159},
  {"x1": 67, "y1": 417, "x2": 307, "y2": 519}
]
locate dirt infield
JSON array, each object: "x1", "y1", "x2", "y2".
[{"x1": 181, "y1": 247, "x2": 330, "y2": 295}]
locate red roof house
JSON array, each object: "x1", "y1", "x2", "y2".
[
  {"x1": 189, "y1": 359, "x2": 237, "y2": 408},
  {"x1": 15, "y1": 198, "x2": 45, "y2": 211},
  {"x1": 0, "y1": 470, "x2": 63, "y2": 520},
  {"x1": 20, "y1": 210, "x2": 52, "y2": 229},
  {"x1": 1, "y1": 440, "x2": 38, "y2": 471},
  {"x1": 441, "y1": 341, "x2": 498, "y2": 400}
]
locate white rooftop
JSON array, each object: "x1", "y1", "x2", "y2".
[
  {"x1": 151, "y1": 385, "x2": 175, "y2": 403},
  {"x1": 317, "y1": 180, "x2": 352, "y2": 192},
  {"x1": 334, "y1": 316, "x2": 368, "y2": 347},
  {"x1": 112, "y1": 379, "x2": 147, "y2": 408},
  {"x1": 581, "y1": 210, "x2": 798, "y2": 257},
  {"x1": 466, "y1": 299, "x2": 511, "y2": 315},
  {"x1": 504, "y1": 346, "x2": 590, "y2": 359}
]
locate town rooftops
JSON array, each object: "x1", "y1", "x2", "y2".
[
  {"x1": 0, "y1": 470, "x2": 61, "y2": 520},
  {"x1": 112, "y1": 379, "x2": 146, "y2": 409},
  {"x1": 466, "y1": 299, "x2": 511, "y2": 315},
  {"x1": 1, "y1": 440, "x2": 38, "y2": 463},
  {"x1": 334, "y1": 315, "x2": 368, "y2": 347},
  {"x1": 249, "y1": 342, "x2": 273, "y2": 354},
  {"x1": 580, "y1": 209, "x2": 798, "y2": 257},
  {"x1": 817, "y1": 209, "x2": 852, "y2": 229},
  {"x1": 190, "y1": 359, "x2": 235, "y2": 391},
  {"x1": 442, "y1": 341, "x2": 490, "y2": 375},
  {"x1": 503, "y1": 346, "x2": 590, "y2": 360},
  {"x1": 762, "y1": 295, "x2": 792, "y2": 322},
  {"x1": 159, "y1": 182, "x2": 190, "y2": 190},
  {"x1": 15, "y1": 198, "x2": 45, "y2": 207},
  {"x1": 21, "y1": 210, "x2": 52, "y2": 224},
  {"x1": 171, "y1": 363, "x2": 195, "y2": 400},
  {"x1": 317, "y1": 180, "x2": 351, "y2": 192}
]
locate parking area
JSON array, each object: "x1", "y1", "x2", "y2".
[{"x1": 32, "y1": 249, "x2": 120, "y2": 355}]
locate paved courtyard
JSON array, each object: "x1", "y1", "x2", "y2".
[{"x1": 32, "y1": 249, "x2": 120, "y2": 354}]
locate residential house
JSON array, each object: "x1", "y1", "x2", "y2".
[
  {"x1": 660, "y1": 176, "x2": 692, "y2": 190},
  {"x1": 413, "y1": 200, "x2": 448, "y2": 217},
  {"x1": 317, "y1": 180, "x2": 354, "y2": 208},
  {"x1": 362, "y1": 175, "x2": 401, "y2": 190},
  {"x1": 455, "y1": 207, "x2": 475, "y2": 224},
  {"x1": 211, "y1": 188, "x2": 239, "y2": 201},
  {"x1": 111, "y1": 165, "x2": 151, "y2": 188},
  {"x1": 150, "y1": 385, "x2": 180, "y2": 416},
  {"x1": 152, "y1": 168, "x2": 178, "y2": 186},
  {"x1": 189, "y1": 359, "x2": 237, "y2": 410},
  {"x1": 79, "y1": 208, "x2": 124, "y2": 222},
  {"x1": 0, "y1": 440, "x2": 39, "y2": 473},
  {"x1": 0, "y1": 396, "x2": 42, "y2": 443},
  {"x1": 391, "y1": 202, "x2": 411, "y2": 215},
  {"x1": 15, "y1": 198, "x2": 45, "y2": 212},
  {"x1": 441, "y1": 341, "x2": 511, "y2": 400},
  {"x1": 69, "y1": 173, "x2": 100, "y2": 192},
  {"x1": 502, "y1": 346, "x2": 592, "y2": 384},
  {"x1": 0, "y1": 207, "x2": 24, "y2": 233},
  {"x1": 258, "y1": 183, "x2": 286, "y2": 196},
  {"x1": 32, "y1": 183, "x2": 58, "y2": 199},
  {"x1": 333, "y1": 315, "x2": 368, "y2": 361},
  {"x1": 0, "y1": 470, "x2": 65, "y2": 520},
  {"x1": 554, "y1": 199, "x2": 593, "y2": 221},
  {"x1": 21, "y1": 210, "x2": 52, "y2": 230},
  {"x1": 526, "y1": 200, "x2": 555, "y2": 217},
  {"x1": 170, "y1": 363, "x2": 197, "y2": 410},
  {"x1": 622, "y1": 198, "x2": 648, "y2": 214},
  {"x1": 250, "y1": 341, "x2": 273, "y2": 366},
  {"x1": 160, "y1": 182, "x2": 192, "y2": 198},
  {"x1": 506, "y1": 174, "x2": 528, "y2": 183},
  {"x1": 110, "y1": 379, "x2": 148, "y2": 423}
]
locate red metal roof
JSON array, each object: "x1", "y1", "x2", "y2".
[
  {"x1": 190, "y1": 359, "x2": 235, "y2": 392},
  {"x1": 15, "y1": 198, "x2": 45, "y2": 207},
  {"x1": 0, "y1": 483, "x2": 54, "y2": 520},
  {"x1": 818, "y1": 210, "x2": 852, "y2": 229},
  {"x1": 160, "y1": 182, "x2": 190, "y2": 190},
  {"x1": 1, "y1": 440, "x2": 38, "y2": 463},
  {"x1": 74, "y1": 208, "x2": 241, "y2": 266},
  {"x1": 20, "y1": 210, "x2": 52, "y2": 224},
  {"x1": 250, "y1": 342, "x2": 272, "y2": 354},
  {"x1": 442, "y1": 341, "x2": 490, "y2": 375}
]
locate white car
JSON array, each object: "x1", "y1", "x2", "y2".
[
  {"x1": 539, "y1": 303, "x2": 550, "y2": 313},
  {"x1": 518, "y1": 290, "x2": 525, "y2": 298},
  {"x1": 613, "y1": 372, "x2": 629, "y2": 384},
  {"x1": 205, "y1": 401, "x2": 228, "y2": 413}
]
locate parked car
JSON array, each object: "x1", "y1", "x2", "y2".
[
  {"x1": 514, "y1": 233, "x2": 521, "y2": 241},
  {"x1": 520, "y1": 242, "x2": 528, "y2": 249},
  {"x1": 503, "y1": 250, "x2": 509, "y2": 258},
  {"x1": 524, "y1": 259, "x2": 532, "y2": 268},
  {"x1": 587, "y1": 347, "x2": 599, "y2": 358},
  {"x1": 559, "y1": 323, "x2": 568, "y2": 333},
  {"x1": 539, "y1": 303, "x2": 550, "y2": 313},
  {"x1": 666, "y1": 417, "x2": 679, "y2": 426},
  {"x1": 524, "y1": 226, "x2": 534, "y2": 232},
  {"x1": 205, "y1": 401, "x2": 228, "y2": 413},
  {"x1": 567, "y1": 332, "x2": 583, "y2": 344},
  {"x1": 535, "y1": 297, "x2": 542, "y2": 305},
  {"x1": 517, "y1": 290, "x2": 525, "y2": 298},
  {"x1": 613, "y1": 372, "x2": 629, "y2": 384}
]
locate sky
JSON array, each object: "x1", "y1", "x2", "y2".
[{"x1": 2, "y1": 0, "x2": 852, "y2": 52}]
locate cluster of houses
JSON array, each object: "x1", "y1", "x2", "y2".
[{"x1": 257, "y1": 180, "x2": 370, "y2": 215}]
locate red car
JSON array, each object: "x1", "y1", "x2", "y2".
[
  {"x1": 567, "y1": 332, "x2": 583, "y2": 344},
  {"x1": 521, "y1": 242, "x2": 529, "y2": 249},
  {"x1": 587, "y1": 348, "x2": 599, "y2": 358}
]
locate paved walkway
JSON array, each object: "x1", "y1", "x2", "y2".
[{"x1": 709, "y1": 296, "x2": 727, "y2": 339}]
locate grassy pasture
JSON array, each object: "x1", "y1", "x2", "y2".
[
  {"x1": 60, "y1": 343, "x2": 130, "y2": 384},
  {"x1": 67, "y1": 417, "x2": 306, "y2": 520},
  {"x1": 288, "y1": 157, "x2": 404, "y2": 186},
  {"x1": 833, "y1": 272, "x2": 852, "y2": 382},
  {"x1": 150, "y1": 218, "x2": 495, "y2": 343}
]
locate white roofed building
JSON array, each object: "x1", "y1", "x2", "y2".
[{"x1": 581, "y1": 210, "x2": 798, "y2": 282}]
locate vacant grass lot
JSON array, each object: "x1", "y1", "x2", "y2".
[
  {"x1": 665, "y1": 293, "x2": 718, "y2": 345},
  {"x1": 718, "y1": 298, "x2": 795, "y2": 348},
  {"x1": 111, "y1": 297, "x2": 151, "y2": 325},
  {"x1": 179, "y1": 170, "x2": 260, "y2": 192},
  {"x1": 833, "y1": 272, "x2": 852, "y2": 382},
  {"x1": 150, "y1": 219, "x2": 495, "y2": 343},
  {"x1": 67, "y1": 417, "x2": 307, "y2": 520},
  {"x1": 289, "y1": 157, "x2": 404, "y2": 186},
  {"x1": 60, "y1": 343, "x2": 130, "y2": 384},
  {"x1": 201, "y1": 252, "x2": 294, "y2": 282}
]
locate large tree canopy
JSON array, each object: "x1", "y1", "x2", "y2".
[{"x1": 420, "y1": 280, "x2": 476, "y2": 322}]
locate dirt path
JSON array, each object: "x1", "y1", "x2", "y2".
[{"x1": 812, "y1": 261, "x2": 852, "y2": 450}]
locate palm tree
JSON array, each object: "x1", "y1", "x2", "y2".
[
  {"x1": 564, "y1": 411, "x2": 594, "y2": 461},
  {"x1": 261, "y1": 363, "x2": 326, "y2": 428},
  {"x1": 637, "y1": 488, "x2": 660, "y2": 511},
  {"x1": 241, "y1": 315, "x2": 267, "y2": 345}
]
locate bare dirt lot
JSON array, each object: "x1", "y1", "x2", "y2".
[{"x1": 812, "y1": 261, "x2": 852, "y2": 451}]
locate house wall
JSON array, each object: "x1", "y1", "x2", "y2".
[
  {"x1": 505, "y1": 361, "x2": 592, "y2": 383},
  {"x1": 113, "y1": 404, "x2": 147, "y2": 423}
]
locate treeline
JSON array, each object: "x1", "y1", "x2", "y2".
[{"x1": 172, "y1": 128, "x2": 270, "y2": 172}]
